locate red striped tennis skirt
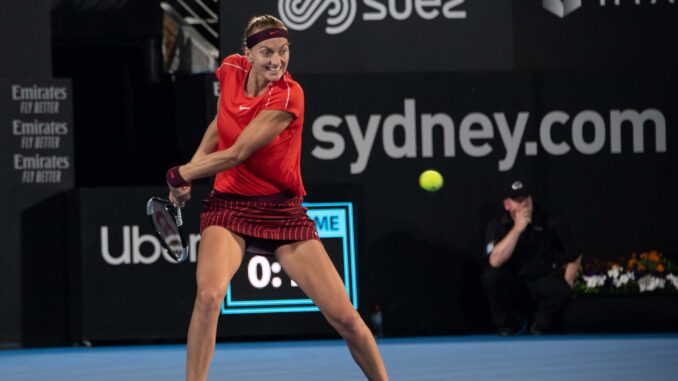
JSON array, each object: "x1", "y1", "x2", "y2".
[{"x1": 200, "y1": 191, "x2": 319, "y2": 241}]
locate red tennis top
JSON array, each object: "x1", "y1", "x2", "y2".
[{"x1": 213, "y1": 54, "x2": 306, "y2": 196}]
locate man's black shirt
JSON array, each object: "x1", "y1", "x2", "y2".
[{"x1": 485, "y1": 207, "x2": 581, "y2": 279}]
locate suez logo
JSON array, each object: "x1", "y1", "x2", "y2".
[
  {"x1": 278, "y1": 0, "x2": 466, "y2": 35},
  {"x1": 310, "y1": 99, "x2": 667, "y2": 174},
  {"x1": 543, "y1": 0, "x2": 675, "y2": 18},
  {"x1": 542, "y1": 0, "x2": 581, "y2": 18}
]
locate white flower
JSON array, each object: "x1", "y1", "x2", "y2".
[
  {"x1": 637, "y1": 274, "x2": 666, "y2": 292},
  {"x1": 583, "y1": 275, "x2": 607, "y2": 288},
  {"x1": 607, "y1": 265, "x2": 623, "y2": 279},
  {"x1": 666, "y1": 274, "x2": 678, "y2": 290},
  {"x1": 613, "y1": 272, "x2": 634, "y2": 288}
]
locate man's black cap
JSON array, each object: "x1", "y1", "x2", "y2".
[{"x1": 505, "y1": 180, "x2": 530, "y2": 200}]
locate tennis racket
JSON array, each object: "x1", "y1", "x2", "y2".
[{"x1": 146, "y1": 197, "x2": 189, "y2": 262}]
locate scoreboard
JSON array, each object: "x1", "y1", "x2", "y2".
[{"x1": 222, "y1": 202, "x2": 358, "y2": 314}]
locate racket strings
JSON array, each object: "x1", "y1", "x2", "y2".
[{"x1": 146, "y1": 197, "x2": 189, "y2": 262}]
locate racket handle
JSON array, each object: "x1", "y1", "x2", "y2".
[{"x1": 175, "y1": 206, "x2": 184, "y2": 227}]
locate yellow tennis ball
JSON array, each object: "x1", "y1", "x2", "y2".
[{"x1": 419, "y1": 170, "x2": 443, "y2": 192}]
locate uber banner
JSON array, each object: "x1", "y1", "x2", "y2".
[
  {"x1": 514, "y1": 0, "x2": 678, "y2": 69},
  {"x1": 220, "y1": 0, "x2": 513, "y2": 73},
  {"x1": 68, "y1": 186, "x2": 362, "y2": 341},
  {"x1": 68, "y1": 187, "x2": 200, "y2": 341}
]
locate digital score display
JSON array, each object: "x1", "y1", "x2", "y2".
[{"x1": 221, "y1": 202, "x2": 358, "y2": 314}]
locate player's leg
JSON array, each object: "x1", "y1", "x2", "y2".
[
  {"x1": 186, "y1": 226, "x2": 245, "y2": 381},
  {"x1": 275, "y1": 239, "x2": 388, "y2": 381}
]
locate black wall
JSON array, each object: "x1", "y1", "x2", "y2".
[
  {"x1": 3, "y1": 0, "x2": 678, "y2": 347},
  {"x1": 0, "y1": 0, "x2": 54, "y2": 346},
  {"x1": 0, "y1": 0, "x2": 52, "y2": 78}
]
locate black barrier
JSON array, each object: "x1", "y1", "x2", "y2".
[
  {"x1": 22, "y1": 193, "x2": 70, "y2": 347},
  {"x1": 23, "y1": 185, "x2": 366, "y2": 343},
  {"x1": 67, "y1": 187, "x2": 204, "y2": 342},
  {"x1": 220, "y1": 0, "x2": 513, "y2": 73}
]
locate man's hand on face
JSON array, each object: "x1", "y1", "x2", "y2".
[{"x1": 513, "y1": 205, "x2": 532, "y2": 232}]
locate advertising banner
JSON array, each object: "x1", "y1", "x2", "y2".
[
  {"x1": 296, "y1": 69, "x2": 677, "y2": 259},
  {"x1": 69, "y1": 186, "x2": 364, "y2": 341},
  {"x1": 0, "y1": 79, "x2": 74, "y2": 343},
  {"x1": 220, "y1": 0, "x2": 514, "y2": 73}
]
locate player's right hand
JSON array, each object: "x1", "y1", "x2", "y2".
[{"x1": 169, "y1": 184, "x2": 191, "y2": 207}]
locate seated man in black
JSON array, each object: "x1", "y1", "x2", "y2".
[{"x1": 482, "y1": 180, "x2": 582, "y2": 335}]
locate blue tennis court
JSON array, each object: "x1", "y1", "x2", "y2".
[{"x1": 2, "y1": 334, "x2": 677, "y2": 381}]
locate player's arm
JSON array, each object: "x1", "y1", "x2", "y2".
[{"x1": 178, "y1": 109, "x2": 293, "y2": 181}]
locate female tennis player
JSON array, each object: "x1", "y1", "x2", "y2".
[{"x1": 166, "y1": 14, "x2": 389, "y2": 381}]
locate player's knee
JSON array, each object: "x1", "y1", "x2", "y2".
[
  {"x1": 330, "y1": 310, "x2": 364, "y2": 337},
  {"x1": 195, "y1": 287, "x2": 226, "y2": 315}
]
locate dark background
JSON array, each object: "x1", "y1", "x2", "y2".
[
  {"x1": 1, "y1": 0, "x2": 677, "y2": 347},
  {"x1": 221, "y1": 0, "x2": 514, "y2": 73}
]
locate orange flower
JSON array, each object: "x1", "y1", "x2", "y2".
[
  {"x1": 640, "y1": 252, "x2": 648, "y2": 260},
  {"x1": 648, "y1": 251, "x2": 660, "y2": 263},
  {"x1": 627, "y1": 259, "x2": 637, "y2": 270},
  {"x1": 657, "y1": 264, "x2": 665, "y2": 273}
]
